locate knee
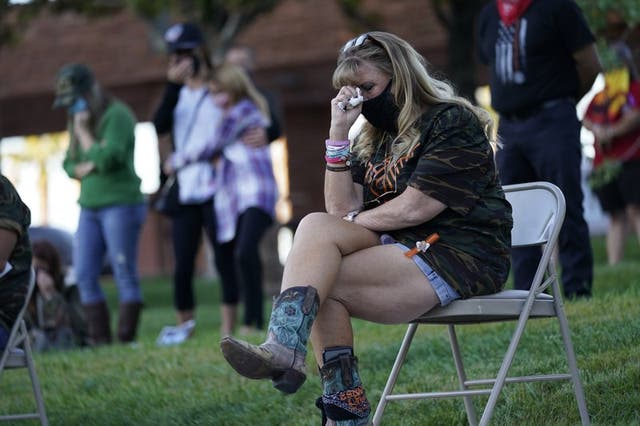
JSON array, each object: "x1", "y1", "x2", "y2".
[{"x1": 296, "y1": 212, "x2": 336, "y2": 237}]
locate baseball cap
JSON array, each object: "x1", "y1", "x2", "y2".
[
  {"x1": 164, "y1": 23, "x2": 204, "y2": 53},
  {"x1": 53, "y1": 63, "x2": 94, "y2": 109}
]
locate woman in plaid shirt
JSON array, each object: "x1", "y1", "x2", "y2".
[{"x1": 166, "y1": 64, "x2": 277, "y2": 336}]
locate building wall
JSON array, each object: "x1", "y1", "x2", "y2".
[{"x1": 0, "y1": 0, "x2": 451, "y2": 278}]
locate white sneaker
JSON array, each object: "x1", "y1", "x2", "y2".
[{"x1": 156, "y1": 320, "x2": 196, "y2": 346}]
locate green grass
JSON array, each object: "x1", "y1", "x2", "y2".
[{"x1": 2, "y1": 236, "x2": 640, "y2": 425}]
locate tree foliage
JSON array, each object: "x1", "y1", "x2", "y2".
[
  {"x1": 0, "y1": 0, "x2": 282, "y2": 59},
  {"x1": 1, "y1": 0, "x2": 382, "y2": 60},
  {"x1": 575, "y1": 0, "x2": 640, "y2": 72},
  {"x1": 576, "y1": 0, "x2": 640, "y2": 32}
]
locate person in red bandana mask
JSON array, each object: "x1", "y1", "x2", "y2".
[{"x1": 477, "y1": 0, "x2": 602, "y2": 300}]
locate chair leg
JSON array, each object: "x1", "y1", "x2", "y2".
[
  {"x1": 554, "y1": 300, "x2": 591, "y2": 425},
  {"x1": 447, "y1": 325, "x2": 478, "y2": 426},
  {"x1": 21, "y1": 321, "x2": 49, "y2": 426},
  {"x1": 479, "y1": 304, "x2": 534, "y2": 426},
  {"x1": 372, "y1": 323, "x2": 418, "y2": 426}
]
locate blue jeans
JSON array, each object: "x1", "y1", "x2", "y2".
[
  {"x1": 496, "y1": 99, "x2": 593, "y2": 297},
  {"x1": 74, "y1": 204, "x2": 147, "y2": 304}
]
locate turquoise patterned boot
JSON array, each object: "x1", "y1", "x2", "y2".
[
  {"x1": 220, "y1": 286, "x2": 319, "y2": 394},
  {"x1": 316, "y1": 350, "x2": 371, "y2": 425}
]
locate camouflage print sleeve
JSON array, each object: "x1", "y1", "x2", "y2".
[{"x1": 408, "y1": 105, "x2": 495, "y2": 216}]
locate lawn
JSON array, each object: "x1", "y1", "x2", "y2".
[{"x1": 1, "y1": 237, "x2": 639, "y2": 425}]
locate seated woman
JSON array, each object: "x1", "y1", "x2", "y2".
[
  {"x1": 220, "y1": 31, "x2": 513, "y2": 425},
  {"x1": 29, "y1": 240, "x2": 87, "y2": 351}
]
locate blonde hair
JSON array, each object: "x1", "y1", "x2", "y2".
[
  {"x1": 209, "y1": 64, "x2": 270, "y2": 119},
  {"x1": 333, "y1": 31, "x2": 495, "y2": 161}
]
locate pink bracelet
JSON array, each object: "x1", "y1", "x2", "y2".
[{"x1": 325, "y1": 155, "x2": 348, "y2": 164}]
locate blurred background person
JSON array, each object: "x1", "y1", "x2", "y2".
[
  {"x1": 153, "y1": 22, "x2": 238, "y2": 345},
  {"x1": 476, "y1": 0, "x2": 601, "y2": 299},
  {"x1": 583, "y1": 10, "x2": 640, "y2": 265},
  {"x1": 164, "y1": 64, "x2": 278, "y2": 336},
  {"x1": 56, "y1": 63, "x2": 146, "y2": 345},
  {"x1": 0, "y1": 174, "x2": 32, "y2": 351},
  {"x1": 28, "y1": 239, "x2": 87, "y2": 351},
  {"x1": 225, "y1": 45, "x2": 283, "y2": 147}
]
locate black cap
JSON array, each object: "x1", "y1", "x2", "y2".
[
  {"x1": 164, "y1": 23, "x2": 204, "y2": 52},
  {"x1": 53, "y1": 63, "x2": 94, "y2": 109}
]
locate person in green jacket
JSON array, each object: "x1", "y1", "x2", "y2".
[{"x1": 55, "y1": 63, "x2": 146, "y2": 346}]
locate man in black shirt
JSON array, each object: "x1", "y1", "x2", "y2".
[{"x1": 477, "y1": 0, "x2": 601, "y2": 299}]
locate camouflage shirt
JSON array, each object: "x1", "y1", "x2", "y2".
[
  {"x1": 351, "y1": 104, "x2": 513, "y2": 298},
  {"x1": 0, "y1": 174, "x2": 32, "y2": 331}
]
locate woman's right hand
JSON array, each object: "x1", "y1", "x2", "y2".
[
  {"x1": 167, "y1": 56, "x2": 194, "y2": 83},
  {"x1": 330, "y1": 86, "x2": 362, "y2": 140}
]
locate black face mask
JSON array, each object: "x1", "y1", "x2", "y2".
[{"x1": 361, "y1": 80, "x2": 399, "y2": 133}]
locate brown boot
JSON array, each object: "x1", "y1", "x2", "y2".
[
  {"x1": 117, "y1": 302, "x2": 143, "y2": 343},
  {"x1": 83, "y1": 301, "x2": 112, "y2": 346}
]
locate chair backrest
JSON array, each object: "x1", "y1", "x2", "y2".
[
  {"x1": 504, "y1": 182, "x2": 566, "y2": 248},
  {"x1": 503, "y1": 182, "x2": 566, "y2": 295}
]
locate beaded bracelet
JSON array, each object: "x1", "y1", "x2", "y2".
[
  {"x1": 326, "y1": 164, "x2": 351, "y2": 172},
  {"x1": 325, "y1": 139, "x2": 351, "y2": 163}
]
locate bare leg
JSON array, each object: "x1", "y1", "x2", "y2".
[
  {"x1": 177, "y1": 309, "x2": 194, "y2": 324},
  {"x1": 221, "y1": 212, "x2": 439, "y2": 400},
  {"x1": 221, "y1": 304, "x2": 236, "y2": 337},
  {"x1": 310, "y1": 243, "x2": 440, "y2": 365},
  {"x1": 606, "y1": 211, "x2": 626, "y2": 265},
  {"x1": 627, "y1": 204, "x2": 640, "y2": 248},
  {"x1": 280, "y1": 212, "x2": 381, "y2": 300}
]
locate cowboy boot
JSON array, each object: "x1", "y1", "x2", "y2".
[
  {"x1": 117, "y1": 302, "x2": 143, "y2": 343},
  {"x1": 316, "y1": 350, "x2": 371, "y2": 425},
  {"x1": 83, "y1": 300, "x2": 112, "y2": 346},
  {"x1": 220, "y1": 285, "x2": 319, "y2": 394}
]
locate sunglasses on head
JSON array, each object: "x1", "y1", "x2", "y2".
[{"x1": 341, "y1": 33, "x2": 384, "y2": 53}]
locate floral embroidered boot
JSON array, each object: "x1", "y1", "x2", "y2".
[
  {"x1": 316, "y1": 350, "x2": 371, "y2": 425},
  {"x1": 220, "y1": 286, "x2": 319, "y2": 394}
]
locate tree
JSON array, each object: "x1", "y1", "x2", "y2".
[
  {"x1": 0, "y1": 0, "x2": 283, "y2": 61},
  {"x1": 575, "y1": 0, "x2": 640, "y2": 71},
  {"x1": 431, "y1": 0, "x2": 488, "y2": 101},
  {"x1": 2, "y1": 0, "x2": 396, "y2": 64},
  {"x1": 575, "y1": 0, "x2": 640, "y2": 33}
]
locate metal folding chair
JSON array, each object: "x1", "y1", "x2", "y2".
[
  {"x1": 373, "y1": 181, "x2": 589, "y2": 426},
  {"x1": 0, "y1": 268, "x2": 49, "y2": 425}
]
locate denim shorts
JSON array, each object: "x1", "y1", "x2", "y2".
[{"x1": 392, "y1": 242, "x2": 461, "y2": 307}]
